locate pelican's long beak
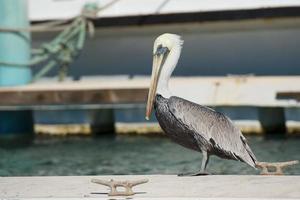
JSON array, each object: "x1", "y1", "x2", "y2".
[{"x1": 145, "y1": 46, "x2": 169, "y2": 120}]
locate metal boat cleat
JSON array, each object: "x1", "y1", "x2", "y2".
[
  {"x1": 91, "y1": 178, "x2": 148, "y2": 196},
  {"x1": 256, "y1": 160, "x2": 299, "y2": 175}
]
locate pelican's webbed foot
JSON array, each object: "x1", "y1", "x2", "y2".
[{"x1": 178, "y1": 171, "x2": 210, "y2": 176}]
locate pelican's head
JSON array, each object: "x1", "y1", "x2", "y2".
[{"x1": 145, "y1": 33, "x2": 183, "y2": 120}]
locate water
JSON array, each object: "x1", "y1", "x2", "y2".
[{"x1": 0, "y1": 135, "x2": 299, "y2": 176}]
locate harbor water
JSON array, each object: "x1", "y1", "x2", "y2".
[{"x1": 0, "y1": 135, "x2": 299, "y2": 176}]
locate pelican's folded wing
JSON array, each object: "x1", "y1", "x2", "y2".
[{"x1": 168, "y1": 96, "x2": 257, "y2": 168}]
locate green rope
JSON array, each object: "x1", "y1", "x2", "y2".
[
  {"x1": 32, "y1": 60, "x2": 57, "y2": 82},
  {"x1": 0, "y1": 1, "x2": 122, "y2": 81},
  {"x1": 31, "y1": 18, "x2": 88, "y2": 81},
  {"x1": 0, "y1": 1, "x2": 111, "y2": 81}
]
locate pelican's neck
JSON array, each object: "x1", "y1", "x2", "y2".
[{"x1": 157, "y1": 46, "x2": 182, "y2": 98}]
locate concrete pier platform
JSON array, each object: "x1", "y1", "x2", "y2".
[{"x1": 0, "y1": 175, "x2": 299, "y2": 199}]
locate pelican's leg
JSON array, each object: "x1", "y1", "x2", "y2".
[
  {"x1": 178, "y1": 151, "x2": 210, "y2": 176},
  {"x1": 199, "y1": 150, "x2": 210, "y2": 175}
]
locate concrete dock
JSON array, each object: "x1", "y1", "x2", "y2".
[{"x1": 0, "y1": 175, "x2": 299, "y2": 199}]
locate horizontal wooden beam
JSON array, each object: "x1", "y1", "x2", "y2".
[
  {"x1": 0, "y1": 88, "x2": 148, "y2": 106},
  {"x1": 0, "y1": 76, "x2": 299, "y2": 109},
  {"x1": 277, "y1": 92, "x2": 300, "y2": 102}
]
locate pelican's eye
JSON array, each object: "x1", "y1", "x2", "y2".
[{"x1": 154, "y1": 45, "x2": 169, "y2": 56}]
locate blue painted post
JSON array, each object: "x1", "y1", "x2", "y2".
[{"x1": 0, "y1": 0, "x2": 34, "y2": 144}]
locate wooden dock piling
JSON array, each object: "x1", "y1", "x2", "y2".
[{"x1": 0, "y1": 0, "x2": 34, "y2": 141}]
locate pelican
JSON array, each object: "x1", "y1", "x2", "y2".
[{"x1": 145, "y1": 33, "x2": 257, "y2": 175}]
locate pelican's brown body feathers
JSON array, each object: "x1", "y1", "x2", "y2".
[{"x1": 154, "y1": 94, "x2": 257, "y2": 168}]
